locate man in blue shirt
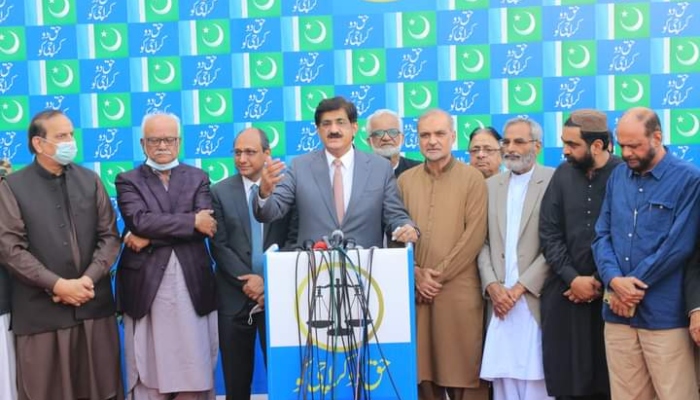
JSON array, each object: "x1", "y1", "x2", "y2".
[{"x1": 592, "y1": 107, "x2": 700, "y2": 400}]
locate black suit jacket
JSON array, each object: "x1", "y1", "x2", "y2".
[
  {"x1": 685, "y1": 240, "x2": 700, "y2": 313},
  {"x1": 115, "y1": 164, "x2": 217, "y2": 320},
  {"x1": 394, "y1": 156, "x2": 421, "y2": 178},
  {"x1": 210, "y1": 174, "x2": 297, "y2": 316}
]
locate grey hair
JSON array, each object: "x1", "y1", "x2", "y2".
[
  {"x1": 365, "y1": 109, "x2": 401, "y2": 135},
  {"x1": 502, "y1": 117, "x2": 542, "y2": 142},
  {"x1": 140, "y1": 112, "x2": 181, "y2": 137}
]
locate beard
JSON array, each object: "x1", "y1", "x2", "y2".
[
  {"x1": 504, "y1": 149, "x2": 536, "y2": 174},
  {"x1": 372, "y1": 144, "x2": 401, "y2": 159},
  {"x1": 566, "y1": 148, "x2": 594, "y2": 171},
  {"x1": 623, "y1": 146, "x2": 657, "y2": 173}
]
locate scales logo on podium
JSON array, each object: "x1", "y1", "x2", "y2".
[{"x1": 294, "y1": 261, "x2": 385, "y2": 352}]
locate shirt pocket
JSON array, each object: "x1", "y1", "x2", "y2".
[{"x1": 642, "y1": 199, "x2": 675, "y2": 236}]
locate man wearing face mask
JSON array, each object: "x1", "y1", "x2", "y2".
[
  {"x1": 116, "y1": 112, "x2": 219, "y2": 400},
  {"x1": 0, "y1": 110, "x2": 123, "y2": 400}
]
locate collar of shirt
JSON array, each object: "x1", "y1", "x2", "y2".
[
  {"x1": 242, "y1": 176, "x2": 261, "y2": 202},
  {"x1": 325, "y1": 147, "x2": 355, "y2": 172},
  {"x1": 509, "y1": 164, "x2": 535, "y2": 184},
  {"x1": 626, "y1": 149, "x2": 671, "y2": 181}
]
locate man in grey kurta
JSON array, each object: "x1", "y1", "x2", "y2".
[{"x1": 0, "y1": 110, "x2": 122, "y2": 400}]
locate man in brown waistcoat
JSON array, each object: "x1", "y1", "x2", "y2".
[{"x1": 0, "y1": 110, "x2": 123, "y2": 400}]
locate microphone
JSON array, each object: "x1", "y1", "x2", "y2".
[
  {"x1": 300, "y1": 239, "x2": 314, "y2": 251},
  {"x1": 329, "y1": 230, "x2": 344, "y2": 248}
]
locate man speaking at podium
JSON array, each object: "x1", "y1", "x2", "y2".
[{"x1": 255, "y1": 97, "x2": 418, "y2": 247}]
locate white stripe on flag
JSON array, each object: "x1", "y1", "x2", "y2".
[
  {"x1": 90, "y1": 93, "x2": 99, "y2": 128},
  {"x1": 500, "y1": 9, "x2": 508, "y2": 43},
  {"x1": 449, "y1": 45, "x2": 457, "y2": 81},
  {"x1": 192, "y1": 90, "x2": 200, "y2": 125},
  {"x1": 555, "y1": 112, "x2": 564, "y2": 147},
  {"x1": 662, "y1": 38, "x2": 670, "y2": 74},
  {"x1": 607, "y1": 75, "x2": 615, "y2": 110},
  {"x1": 395, "y1": 13, "x2": 403, "y2": 48},
  {"x1": 189, "y1": 21, "x2": 198, "y2": 55},
  {"x1": 241, "y1": 0, "x2": 249, "y2": 18},
  {"x1": 294, "y1": 86, "x2": 302, "y2": 120},
  {"x1": 87, "y1": 25, "x2": 96, "y2": 59},
  {"x1": 606, "y1": 4, "x2": 615, "y2": 40},
  {"x1": 140, "y1": 58, "x2": 149, "y2": 92},
  {"x1": 501, "y1": 79, "x2": 509, "y2": 114},
  {"x1": 291, "y1": 17, "x2": 300, "y2": 52},
  {"x1": 138, "y1": 0, "x2": 147, "y2": 22},
  {"x1": 38, "y1": 61, "x2": 47, "y2": 95},
  {"x1": 397, "y1": 83, "x2": 405, "y2": 116},
  {"x1": 243, "y1": 53, "x2": 251, "y2": 88},
  {"x1": 344, "y1": 50, "x2": 353, "y2": 84},
  {"x1": 661, "y1": 109, "x2": 671, "y2": 144},
  {"x1": 554, "y1": 41, "x2": 562, "y2": 76},
  {"x1": 35, "y1": 0, "x2": 44, "y2": 25}
]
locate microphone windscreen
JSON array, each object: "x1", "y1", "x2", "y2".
[{"x1": 313, "y1": 240, "x2": 328, "y2": 250}]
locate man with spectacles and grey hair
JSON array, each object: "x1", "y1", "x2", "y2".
[
  {"x1": 366, "y1": 109, "x2": 421, "y2": 177},
  {"x1": 115, "y1": 112, "x2": 219, "y2": 400},
  {"x1": 479, "y1": 117, "x2": 554, "y2": 400}
]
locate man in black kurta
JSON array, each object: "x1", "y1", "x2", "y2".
[
  {"x1": 539, "y1": 110, "x2": 622, "y2": 400},
  {"x1": 0, "y1": 110, "x2": 122, "y2": 400}
]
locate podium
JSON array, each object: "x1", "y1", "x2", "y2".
[{"x1": 265, "y1": 247, "x2": 418, "y2": 400}]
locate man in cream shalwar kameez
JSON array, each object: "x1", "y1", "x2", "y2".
[{"x1": 478, "y1": 118, "x2": 554, "y2": 400}]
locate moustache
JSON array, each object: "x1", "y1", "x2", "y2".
[
  {"x1": 504, "y1": 153, "x2": 521, "y2": 160},
  {"x1": 327, "y1": 132, "x2": 343, "y2": 139}
]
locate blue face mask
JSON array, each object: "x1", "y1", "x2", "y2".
[
  {"x1": 145, "y1": 157, "x2": 179, "y2": 171},
  {"x1": 42, "y1": 139, "x2": 77, "y2": 166}
]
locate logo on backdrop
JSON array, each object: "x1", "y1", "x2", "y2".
[
  {"x1": 554, "y1": 6, "x2": 583, "y2": 38},
  {"x1": 94, "y1": 129, "x2": 123, "y2": 160},
  {"x1": 503, "y1": 44, "x2": 531, "y2": 76},
  {"x1": 555, "y1": 77, "x2": 584, "y2": 109},
  {"x1": 345, "y1": 15, "x2": 373, "y2": 47},
  {"x1": 295, "y1": 52, "x2": 324, "y2": 84},
  {"x1": 398, "y1": 48, "x2": 426, "y2": 80},
  {"x1": 195, "y1": 125, "x2": 223, "y2": 156},
  {"x1": 350, "y1": 85, "x2": 375, "y2": 117},
  {"x1": 0, "y1": 131, "x2": 20, "y2": 161},
  {"x1": 39, "y1": 27, "x2": 67, "y2": 58},
  {"x1": 0, "y1": 62, "x2": 17, "y2": 94},
  {"x1": 296, "y1": 122, "x2": 321, "y2": 153},
  {"x1": 449, "y1": 81, "x2": 479, "y2": 113},
  {"x1": 609, "y1": 40, "x2": 640, "y2": 72},
  {"x1": 662, "y1": 74, "x2": 693, "y2": 107},
  {"x1": 448, "y1": 11, "x2": 476, "y2": 43},
  {"x1": 88, "y1": 0, "x2": 116, "y2": 21},
  {"x1": 242, "y1": 19, "x2": 270, "y2": 50}
]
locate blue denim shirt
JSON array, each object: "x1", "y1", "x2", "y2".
[{"x1": 593, "y1": 153, "x2": 700, "y2": 329}]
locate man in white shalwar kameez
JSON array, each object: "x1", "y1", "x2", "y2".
[{"x1": 477, "y1": 118, "x2": 554, "y2": 400}]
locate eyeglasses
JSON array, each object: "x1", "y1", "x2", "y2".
[
  {"x1": 233, "y1": 149, "x2": 260, "y2": 158},
  {"x1": 370, "y1": 128, "x2": 401, "y2": 139},
  {"x1": 469, "y1": 147, "x2": 500, "y2": 155},
  {"x1": 145, "y1": 137, "x2": 179, "y2": 146},
  {"x1": 499, "y1": 138, "x2": 537, "y2": 147}
]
